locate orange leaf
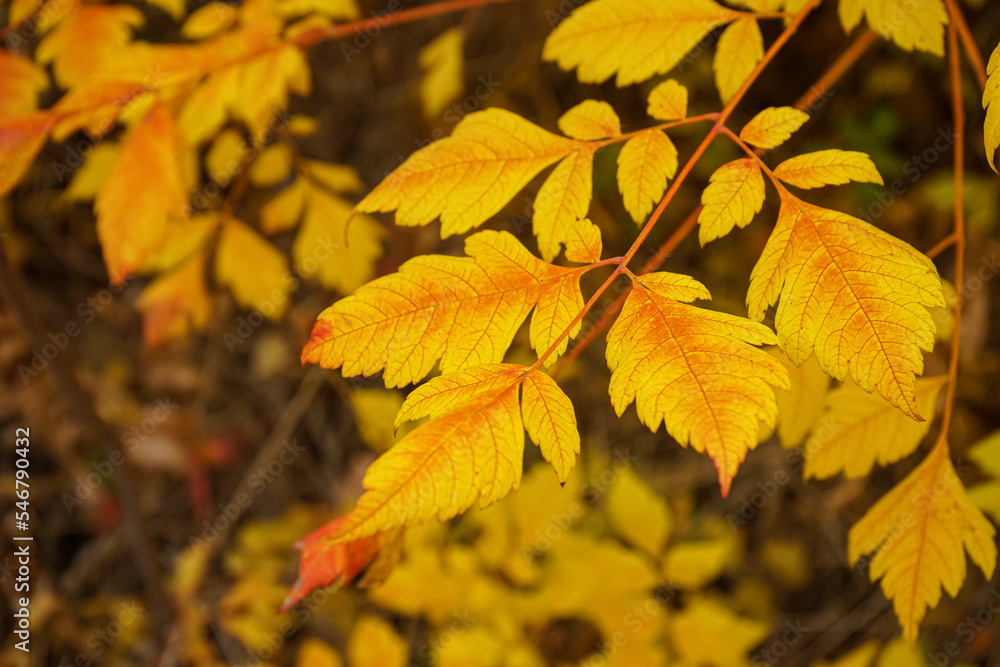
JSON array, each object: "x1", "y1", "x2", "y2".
[
  {"x1": 95, "y1": 100, "x2": 189, "y2": 284},
  {"x1": 748, "y1": 192, "x2": 944, "y2": 419},
  {"x1": 0, "y1": 113, "x2": 54, "y2": 198},
  {"x1": 302, "y1": 231, "x2": 586, "y2": 385},
  {"x1": 0, "y1": 50, "x2": 48, "y2": 116},
  {"x1": 607, "y1": 272, "x2": 788, "y2": 495},
  {"x1": 280, "y1": 513, "x2": 402, "y2": 612},
  {"x1": 135, "y1": 250, "x2": 212, "y2": 347}
]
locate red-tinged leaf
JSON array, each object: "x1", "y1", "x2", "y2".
[
  {"x1": 280, "y1": 513, "x2": 401, "y2": 612},
  {"x1": 0, "y1": 113, "x2": 54, "y2": 197}
]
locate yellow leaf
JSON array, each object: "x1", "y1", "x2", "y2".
[
  {"x1": 770, "y1": 349, "x2": 829, "y2": 449},
  {"x1": 276, "y1": 0, "x2": 358, "y2": 20},
  {"x1": 804, "y1": 376, "x2": 947, "y2": 480},
  {"x1": 419, "y1": 27, "x2": 464, "y2": 119},
  {"x1": 762, "y1": 538, "x2": 810, "y2": 588},
  {"x1": 0, "y1": 50, "x2": 49, "y2": 116},
  {"x1": 356, "y1": 108, "x2": 577, "y2": 238},
  {"x1": 347, "y1": 616, "x2": 407, "y2": 667},
  {"x1": 206, "y1": 128, "x2": 248, "y2": 185},
  {"x1": 984, "y1": 42, "x2": 1000, "y2": 172},
  {"x1": 607, "y1": 272, "x2": 788, "y2": 495},
  {"x1": 617, "y1": 129, "x2": 678, "y2": 224},
  {"x1": 178, "y1": 65, "x2": 241, "y2": 146},
  {"x1": 774, "y1": 149, "x2": 884, "y2": 189},
  {"x1": 136, "y1": 250, "x2": 211, "y2": 347},
  {"x1": 350, "y1": 390, "x2": 407, "y2": 453},
  {"x1": 249, "y1": 143, "x2": 293, "y2": 186},
  {"x1": 293, "y1": 184, "x2": 383, "y2": 293},
  {"x1": 698, "y1": 158, "x2": 765, "y2": 245},
  {"x1": 180, "y1": 2, "x2": 239, "y2": 39},
  {"x1": 261, "y1": 178, "x2": 308, "y2": 233},
  {"x1": 215, "y1": 217, "x2": 291, "y2": 320},
  {"x1": 838, "y1": 0, "x2": 946, "y2": 57},
  {"x1": 647, "y1": 79, "x2": 688, "y2": 121},
  {"x1": 670, "y1": 598, "x2": 769, "y2": 666},
  {"x1": 739, "y1": 106, "x2": 809, "y2": 149},
  {"x1": 542, "y1": 0, "x2": 736, "y2": 86},
  {"x1": 876, "y1": 638, "x2": 925, "y2": 667},
  {"x1": 563, "y1": 217, "x2": 603, "y2": 264},
  {"x1": 968, "y1": 481, "x2": 1000, "y2": 523},
  {"x1": 143, "y1": 213, "x2": 219, "y2": 272},
  {"x1": 95, "y1": 100, "x2": 189, "y2": 285},
  {"x1": 63, "y1": 143, "x2": 121, "y2": 202},
  {"x1": 329, "y1": 364, "x2": 578, "y2": 541},
  {"x1": 663, "y1": 539, "x2": 734, "y2": 588},
  {"x1": 748, "y1": 192, "x2": 944, "y2": 419},
  {"x1": 534, "y1": 146, "x2": 595, "y2": 261},
  {"x1": 287, "y1": 115, "x2": 319, "y2": 137},
  {"x1": 606, "y1": 468, "x2": 672, "y2": 556},
  {"x1": 521, "y1": 371, "x2": 580, "y2": 483},
  {"x1": 297, "y1": 638, "x2": 343, "y2": 667},
  {"x1": 969, "y1": 430, "x2": 1000, "y2": 478},
  {"x1": 558, "y1": 100, "x2": 622, "y2": 140},
  {"x1": 301, "y1": 159, "x2": 364, "y2": 193},
  {"x1": 811, "y1": 642, "x2": 879, "y2": 667},
  {"x1": 302, "y1": 231, "x2": 586, "y2": 386},
  {"x1": 714, "y1": 17, "x2": 764, "y2": 103},
  {"x1": 233, "y1": 44, "x2": 311, "y2": 141},
  {"x1": 849, "y1": 439, "x2": 997, "y2": 644}
]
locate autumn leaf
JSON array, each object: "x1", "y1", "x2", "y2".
[
  {"x1": 647, "y1": 79, "x2": 688, "y2": 121},
  {"x1": 542, "y1": 0, "x2": 736, "y2": 86},
  {"x1": 617, "y1": 129, "x2": 678, "y2": 224},
  {"x1": 606, "y1": 272, "x2": 789, "y2": 495},
  {"x1": 135, "y1": 250, "x2": 212, "y2": 347},
  {"x1": 714, "y1": 17, "x2": 763, "y2": 103},
  {"x1": 419, "y1": 27, "x2": 464, "y2": 119},
  {"x1": 0, "y1": 50, "x2": 48, "y2": 116},
  {"x1": 748, "y1": 192, "x2": 944, "y2": 419},
  {"x1": 563, "y1": 218, "x2": 603, "y2": 264},
  {"x1": 605, "y1": 468, "x2": 672, "y2": 556},
  {"x1": 95, "y1": 100, "x2": 190, "y2": 285},
  {"x1": 839, "y1": 0, "x2": 946, "y2": 57},
  {"x1": 347, "y1": 616, "x2": 409, "y2": 667},
  {"x1": 558, "y1": 100, "x2": 622, "y2": 140},
  {"x1": 280, "y1": 514, "x2": 403, "y2": 612},
  {"x1": 984, "y1": 42, "x2": 1000, "y2": 172},
  {"x1": 302, "y1": 231, "x2": 587, "y2": 385},
  {"x1": 0, "y1": 113, "x2": 54, "y2": 198},
  {"x1": 774, "y1": 149, "x2": 883, "y2": 189},
  {"x1": 663, "y1": 538, "x2": 736, "y2": 588},
  {"x1": 698, "y1": 158, "x2": 765, "y2": 244},
  {"x1": 849, "y1": 438, "x2": 997, "y2": 643},
  {"x1": 215, "y1": 216, "x2": 291, "y2": 320},
  {"x1": 355, "y1": 108, "x2": 577, "y2": 241},
  {"x1": 770, "y1": 350, "x2": 829, "y2": 448},
  {"x1": 534, "y1": 145, "x2": 596, "y2": 261},
  {"x1": 804, "y1": 376, "x2": 947, "y2": 480},
  {"x1": 669, "y1": 598, "x2": 769, "y2": 665},
  {"x1": 326, "y1": 364, "x2": 579, "y2": 542},
  {"x1": 739, "y1": 106, "x2": 809, "y2": 149}
]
